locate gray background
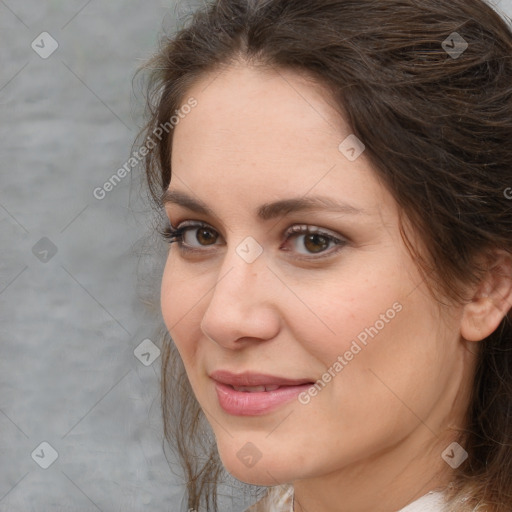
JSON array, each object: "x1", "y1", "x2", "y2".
[{"x1": 0, "y1": 0, "x2": 511, "y2": 511}]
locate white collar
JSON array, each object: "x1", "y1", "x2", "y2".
[
  {"x1": 397, "y1": 490, "x2": 447, "y2": 512},
  {"x1": 245, "y1": 485, "x2": 447, "y2": 512}
]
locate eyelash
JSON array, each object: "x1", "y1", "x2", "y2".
[{"x1": 159, "y1": 220, "x2": 347, "y2": 260}]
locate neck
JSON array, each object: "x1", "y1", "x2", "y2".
[{"x1": 293, "y1": 429, "x2": 453, "y2": 512}]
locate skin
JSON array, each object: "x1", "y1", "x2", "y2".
[{"x1": 160, "y1": 61, "x2": 512, "y2": 512}]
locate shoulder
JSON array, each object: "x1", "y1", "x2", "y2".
[{"x1": 244, "y1": 484, "x2": 294, "y2": 512}]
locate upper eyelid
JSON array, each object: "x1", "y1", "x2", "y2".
[
  {"x1": 286, "y1": 224, "x2": 346, "y2": 240},
  {"x1": 166, "y1": 209, "x2": 235, "y2": 234},
  {"x1": 173, "y1": 220, "x2": 345, "y2": 242}
]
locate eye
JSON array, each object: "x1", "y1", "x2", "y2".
[
  {"x1": 160, "y1": 221, "x2": 347, "y2": 260},
  {"x1": 160, "y1": 221, "x2": 220, "y2": 250},
  {"x1": 281, "y1": 224, "x2": 346, "y2": 259}
]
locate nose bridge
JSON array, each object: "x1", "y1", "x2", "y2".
[
  {"x1": 211, "y1": 236, "x2": 267, "y2": 306},
  {"x1": 200, "y1": 237, "x2": 280, "y2": 345}
]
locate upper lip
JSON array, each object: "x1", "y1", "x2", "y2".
[{"x1": 209, "y1": 370, "x2": 314, "y2": 387}]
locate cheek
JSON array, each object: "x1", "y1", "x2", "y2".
[
  {"x1": 160, "y1": 257, "x2": 179, "y2": 330},
  {"x1": 160, "y1": 257, "x2": 202, "y2": 363},
  {"x1": 290, "y1": 263, "x2": 444, "y2": 411},
  {"x1": 284, "y1": 266, "x2": 403, "y2": 365}
]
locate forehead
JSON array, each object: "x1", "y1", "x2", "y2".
[
  {"x1": 172, "y1": 62, "x2": 346, "y2": 162},
  {"x1": 169, "y1": 62, "x2": 391, "y2": 220}
]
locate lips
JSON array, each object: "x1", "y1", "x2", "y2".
[{"x1": 209, "y1": 370, "x2": 317, "y2": 415}]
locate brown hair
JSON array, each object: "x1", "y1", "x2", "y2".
[{"x1": 136, "y1": 0, "x2": 512, "y2": 510}]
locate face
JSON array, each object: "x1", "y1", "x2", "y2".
[{"x1": 160, "y1": 62, "x2": 475, "y2": 489}]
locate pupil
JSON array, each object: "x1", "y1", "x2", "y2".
[{"x1": 305, "y1": 234, "x2": 328, "y2": 253}]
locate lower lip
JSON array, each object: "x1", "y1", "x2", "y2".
[{"x1": 214, "y1": 381, "x2": 313, "y2": 416}]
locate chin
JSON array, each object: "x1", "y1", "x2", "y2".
[
  {"x1": 217, "y1": 442, "x2": 297, "y2": 487},
  {"x1": 225, "y1": 465, "x2": 291, "y2": 487}
]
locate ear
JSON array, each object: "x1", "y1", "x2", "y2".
[{"x1": 460, "y1": 250, "x2": 512, "y2": 342}]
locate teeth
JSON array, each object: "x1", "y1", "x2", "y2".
[{"x1": 232, "y1": 385, "x2": 280, "y2": 392}]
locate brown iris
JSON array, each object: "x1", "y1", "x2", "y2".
[
  {"x1": 196, "y1": 228, "x2": 217, "y2": 246},
  {"x1": 303, "y1": 233, "x2": 329, "y2": 253}
]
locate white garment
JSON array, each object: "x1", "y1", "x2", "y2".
[
  {"x1": 398, "y1": 490, "x2": 447, "y2": 512},
  {"x1": 244, "y1": 484, "x2": 447, "y2": 512}
]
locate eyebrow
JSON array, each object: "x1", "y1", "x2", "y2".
[{"x1": 160, "y1": 189, "x2": 367, "y2": 221}]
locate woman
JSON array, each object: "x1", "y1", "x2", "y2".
[{"x1": 137, "y1": 0, "x2": 512, "y2": 510}]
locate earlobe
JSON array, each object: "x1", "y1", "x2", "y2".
[{"x1": 460, "y1": 250, "x2": 512, "y2": 343}]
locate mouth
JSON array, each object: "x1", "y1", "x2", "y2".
[
  {"x1": 209, "y1": 370, "x2": 316, "y2": 416},
  {"x1": 209, "y1": 369, "x2": 315, "y2": 388}
]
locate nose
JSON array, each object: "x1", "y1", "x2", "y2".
[{"x1": 200, "y1": 244, "x2": 281, "y2": 349}]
